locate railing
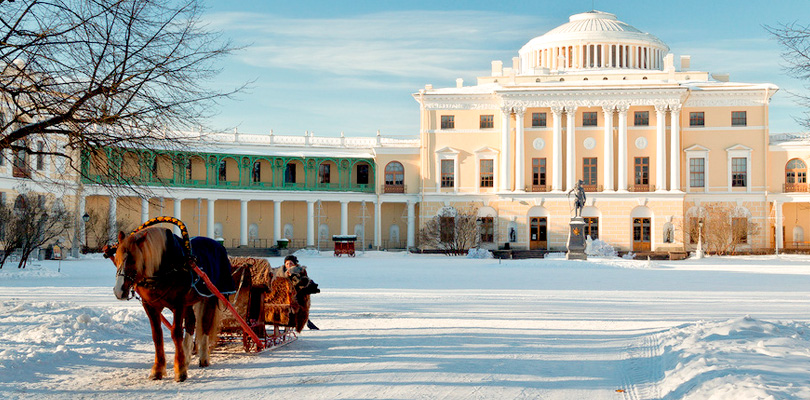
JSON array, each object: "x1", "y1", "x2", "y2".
[
  {"x1": 582, "y1": 184, "x2": 602, "y2": 192},
  {"x1": 526, "y1": 184, "x2": 549, "y2": 192},
  {"x1": 628, "y1": 184, "x2": 651, "y2": 192},
  {"x1": 83, "y1": 174, "x2": 375, "y2": 193},
  {"x1": 783, "y1": 183, "x2": 809, "y2": 193},
  {"x1": 383, "y1": 184, "x2": 406, "y2": 193}
]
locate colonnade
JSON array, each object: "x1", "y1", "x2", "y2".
[
  {"x1": 530, "y1": 44, "x2": 664, "y2": 71},
  {"x1": 79, "y1": 195, "x2": 417, "y2": 250},
  {"x1": 499, "y1": 103, "x2": 681, "y2": 193}
]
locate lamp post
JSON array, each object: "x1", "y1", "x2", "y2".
[
  {"x1": 82, "y1": 213, "x2": 90, "y2": 252},
  {"x1": 696, "y1": 219, "x2": 704, "y2": 259}
]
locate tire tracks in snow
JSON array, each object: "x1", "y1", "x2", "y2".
[{"x1": 621, "y1": 331, "x2": 664, "y2": 400}]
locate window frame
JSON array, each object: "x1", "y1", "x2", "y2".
[
  {"x1": 634, "y1": 111, "x2": 649, "y2": 126},
  {"x1": 689, "y1": 112, "x2": 705, "y2": 127},
  {"x1": 584, "y1": 217, "x2": 599, "y2": 240},
  {"x1": 356, "y1": 163, "x2": 370, "y2": 185},
  {"x1": 318, "y1": 163, "x2": 331, "y2": 184},
  {"x1": 479, "y1": 114, "x2": 494, "y2": 129},
  {"x1": 583, "y1": 157, "x2": 598, "y2": 185},
  {"x1": 531, "y1": 112, "x2": 547, "y2": 127},
  {"x1": 731, "y1": 157, "x2": 747, "y2": 187},
  {"x1": 634, "y1": 157, "x2": 649, "y2": 186},
  {"x1": 384, "y1": 161, "x2": 405, "y2": 186},
  {"x1": 479, "y1": 217, "x2": 494, "y2": 243},
  {"x1": 532, "y1": 158, "x2": 547, "y2": 187},
  {"x1": 689, "y1": 158, "x2": 705, "y2": 188},
  {"x1": 440, "y1": 159, "x2": 454, "y2": 188},
  {"x1": 582, "y1": 112, "x2": 598, "y2": 127},
  {"x1": 731, "y1": 111, "x2": 747, "y2": 127},
  {"x1": 479, "y1": 159, "x2": 494, "y2": 188},
  {"x1": 440, "y1": 115, "x2": 455, "y2": 130}
]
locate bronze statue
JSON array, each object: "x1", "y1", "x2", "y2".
[{"x1": 568, "y1": 179, "x2": 586, "y2": 218}]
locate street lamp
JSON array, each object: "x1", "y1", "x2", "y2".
[
  {"x1": 82, "y1": 213, "x2": 90, "y2": 223},
  {"x1": 81, "y1": 213, "x2": 90, "y2": 252},
  {"x1": 696, "y1": 219, "x2": 704, "y2": 259}
]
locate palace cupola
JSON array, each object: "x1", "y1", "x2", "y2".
[{"x1": 515, "y1": 10, "x2": 669, "y2": 75}]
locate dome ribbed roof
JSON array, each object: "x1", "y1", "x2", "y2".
[{"x1": 521, "y1": 10, "x2": 668, "y2": 50}]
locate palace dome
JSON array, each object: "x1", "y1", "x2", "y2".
[{"x1": 518, "y1": 11, "x2": 669, "y2": 74}]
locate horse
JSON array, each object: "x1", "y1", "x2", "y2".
[{"x1": 111, "y1": 227, "x2": 234, "y2": 382}]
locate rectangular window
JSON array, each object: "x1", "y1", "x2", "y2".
[
  {"x1": 582, "y1": 112, "x2": 597, "y2": 126},
  {"x1": 689, "y1": 158, "x2": 705, "y2": 188},
  {"x1": 584, "y1": 217, "x2": 599, "y2": 240},
  {"x1": 531, "y1": 112, "x2": 547, "y2": 127},
  {"x1": 36, "y1": 141, "x2": 44, "y2": 171},
  {"x1": 732, "y1": 217, "x2": 748, "y2": 244},
  {"x1": 634, "y1": 157, "x2": 649, "y2": 185},
  {"x1": 479, "y1": 217, "x2": 494, "y2": 243},
  {"x1": 732, "y1": 157, "x2": 747, "y2": 187},
  {"x1": 690, "y1": 112, "x2": 705, "y2": 127},
  {"x1": 218, "y1": 160, "x2": 227, "y2": 182},
  {"x1": 440, "y1": 216, "x2": 454, "y2": 243},
  {"x1": 583, "y1": 157, "x2": 597, "y2": 185},
  {"x1": 318, "y1": 163, "x2": 330, "y2": 184},
  {"x1": 479, "y1": 115, "x2": 494, "y2": 129},
  {"x1": 634, "y1": 111, "x2": 649, "y2": 126},
  {"x1": 356, "y1": 164, "x2": 369, "y2": 185},
  {"x1": 441, "y1": 115, "x2": 454, "y2": 129},
  {"x1": 441, "y1": 159, "x2": 454, "y2": 188},
  {"x1": 284, "y1": 163, "x2": 296, "y2": 183},
  {"x1": 479, "y1": 159, "x2": 493, "y2": 187},
  {"x1": 532, "y1": 158, "x2": 546, "y2": 186},
  {"x1": 732, "y1": 111, "x2": 747, "y2": 126}
]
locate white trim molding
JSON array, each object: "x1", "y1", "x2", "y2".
[{"x1": 725, "y1": 144, "x2": 753, "y2": 193}]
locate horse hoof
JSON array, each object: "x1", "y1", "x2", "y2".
[
  {"x1": 175, "y1": 372, "x2": 187, "y2": 382},
  {"x1": 149, "y1": 371, "x2": 164, "y2": 380},
  {"x1": 199, "y1": 360, "x2": 210, "y2": 368}
]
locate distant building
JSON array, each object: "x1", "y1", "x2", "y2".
[{"x1": 0, "y1": 10, "x2": 807, "y2": 255}]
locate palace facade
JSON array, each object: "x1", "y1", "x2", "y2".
[{"x1": 2, "y1": 10, "x2": 809, "y2": 254}]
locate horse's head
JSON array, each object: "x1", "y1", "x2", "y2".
[{"x1": 113, "y1": 228, "x2": 167, "y2": 300}]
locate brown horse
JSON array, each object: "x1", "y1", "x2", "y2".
[{"x1": 112, "y1": 227, "x2": 233, "y2": 382}]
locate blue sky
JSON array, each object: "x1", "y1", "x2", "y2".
[{"x1": 202, "y1": 0, "x2": 810, "y2": 137}]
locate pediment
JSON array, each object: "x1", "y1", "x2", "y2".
[{"x1": 683, "y1": 144, "x2": 710, "y2": 153}]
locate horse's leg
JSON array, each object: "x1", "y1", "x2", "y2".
[
  {"x1": 182, "y1": 305, "x2": 196, "y2": 371},
  {"x1": 171, "y1": 306, "x2": 188, "y2": 382},
  {"x1": 143, "y1": 304, "x2": 166, "y2": 380},
  {"x1": 196, "y1": 297, "x2": 219, "y2": 367}
]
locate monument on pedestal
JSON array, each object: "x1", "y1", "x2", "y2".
[{"x1": 567, "y1": 180, "x2": 587, "y2": 260}]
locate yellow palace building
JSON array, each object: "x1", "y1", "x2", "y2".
[{"x1": 1, "y1": 10, "x2": 809, "y2": 255}]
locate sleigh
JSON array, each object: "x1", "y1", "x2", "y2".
[{"x1": 218, "y1": 257, "x2": 312, "y2": 352}]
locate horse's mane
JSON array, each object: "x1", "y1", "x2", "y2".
[{"x1": 119, "y1": 227, "x2": 169, "y2": 278}]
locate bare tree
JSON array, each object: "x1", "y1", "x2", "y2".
[
  {"x1": 419, "y1": 207, "x2": 480, "y2": 255},
  {"x1": 685, "y1": 203, "x2": 761, "y2": 255},
  {"x1": 767, "y1": 22, "x2": 810, "y2": 129},
  {"x1": 0, "y1": 190, "x2": 73, "y2": 268},
  {"x1": 0, "y1": 0, "x2": 244, "y2": 193},
  {"x1": 83, "y1": 208, "x2": 135, "y2": 251}
]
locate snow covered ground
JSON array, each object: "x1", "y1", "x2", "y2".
[{"x1": 2, "y1": 252, "x2": 810, "y2": 399}]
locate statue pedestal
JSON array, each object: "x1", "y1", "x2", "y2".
[{"x1": 566, "y1": 217, "x2": 587, "y2": 260}]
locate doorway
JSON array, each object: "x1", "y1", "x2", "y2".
[
  {"x1": 530, "y1": 217, "x2": 547, "y2": 250},
  {"x1": 633, "y1": 217, "x2": 651, "y2": 252}
]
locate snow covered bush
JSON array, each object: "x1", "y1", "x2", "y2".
[
  {"x1": 585, "y1": 238, "x2": 618, "y2": 257},
  {"x1": 466, "y1": 248, "x2": 493, "y2": 259},
  {"x1": 293, "y1": 248, "x2": 322, "y2": 257}
]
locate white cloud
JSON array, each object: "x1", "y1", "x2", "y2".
[{"x1": 205, "y1": 11, "x2": 543, "y2": 80}]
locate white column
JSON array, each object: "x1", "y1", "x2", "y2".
[
  {"x1": 617, "y1": 105, "x2": 629, "y2": 191},
  {"x1": 340, "y1": 201, "x2": 349, "y2": 235},
  {"x1": 775, "y1": 201, "x2": 784, "y2": 251},
  {"x1": 552, "y1": 107, "x2": 563, "y2": 191},
  {"x1": 273, "y1": 200, "x2": 282, "y2": 243},
  {"x1": 670, "y1": 105, "x2": 681, "y2": 191},
  {"x1": 240, "y1": 199, "x2": 248, "y2": 246},
  {"x1": 207, "y1": 199, "x2": 215, "y2": 238},
  {"x1": 406, "y1": 200, "x2": 415, "y2": 249},
  {"x1": 108, "y1": 195, "x2": 118, "y2": 241},
  {"x1": 141, "y1": 198, "x2": 149, "y2": 224},
  {"x1": 655, "y1": 105, "x2": 667, "y2": 191},
  {"x1": 565, "y1": 106, "x2": 577, "y2": 191},
  {"x1": 173, "y1": 198, "x2": 182, "y2": 236},
  {"x1": 374, "y1": 200, "x2": 382, "y2": 248},
  {"x1": 306, "y1": 200, "x2": 315, "y2": 247},
  {"x1": 514, "y1": 108, "x2": 525, "y2": 192},
  {"x1": 499, "y1": 107, "x2": 512, "y2": 191},
  {"x1": 79, "y1": 195, "x2": 87, "y2": 247},
  {"x1": 602, "y1": 105, "x2": 615, "y2": 191}
]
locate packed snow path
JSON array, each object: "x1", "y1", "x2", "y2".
[{"x1": 2, "y1": 253, "x2": 810, "y2": 399}]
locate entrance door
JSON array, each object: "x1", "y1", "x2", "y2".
[
  {"x1": 530, "y1": 217, "x2": 547, "y2": 250},
  {"x1": 633, "y1": 217, "x2": 651, "y2": 252}
]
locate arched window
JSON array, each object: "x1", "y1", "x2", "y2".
[
  {"x1": 252, "y1": 161, "x2": 261, "y2": 183},
  {"x1": 785, "y1": 158, "x2": 807, "y2": 192},
  {"x1": 384, "y1": 161, "x2": 404, "y2": 193}
]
